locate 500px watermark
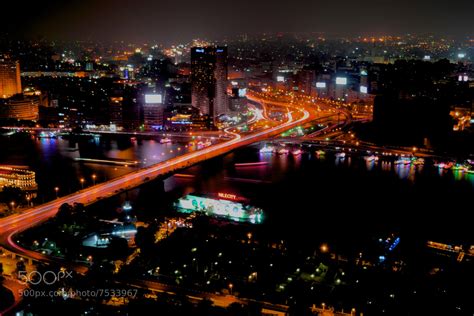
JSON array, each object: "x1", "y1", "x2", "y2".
[
  {"x1": 18, "y1": 270, "x2": 73, "y2": 285},
  {"x1": 20, "y1": 288, "x2": 138, "y2": 299}
]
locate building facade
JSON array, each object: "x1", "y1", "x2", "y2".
[
  {"x1": 0, "y1": 97, "x2": 39, "y2": 121},
  {"x1": 191, "y1": 46, "x2": 228, "y2": 126},
  {"x1": 0, "y1": 58, "x2": 22, "y2": 99}
]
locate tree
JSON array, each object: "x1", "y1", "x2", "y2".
[
  {"x1": 1, "y1": 185, "x2": 24, "y2": 205},
  {"x1": 55, "y1": 203, "x2": 73, "y2": 222},
  {"x1": 227, "y1": 302, "x2": 245, "y2": 315},
  {"x1": 196, "y1": 298, "x2": 214, "y2": 316},
  {"x1": 0, "y1": 285, "x2": 14, "y2": 310},
  {"x1": 108, "y1": 237, "x2": 129, "y2": 259}
]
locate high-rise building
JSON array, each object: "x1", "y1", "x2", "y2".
[
  {"x1": 191, "y1": 47, "x2": 215, "y2": 117},
  {"x1": 0, "y1": 58, "x2": 22, "y2": 98},
  {"x1": 191, "y1": 46, "x2": 228, "y2": 127},
  {"x1": 122, "y1": 87, "x2": 142, "y2": 131},
  {"x1": 141, "y1": 88, "x2": 165, "y2": 130},
  {"x1": 109, "y1": 96, "x2": 124, "y2": 128},
  {"x1": 0, "y1": 96, "x2": 39, "y2": 121},
  {"x1": 214, "y1": 47, "x2": 228, "y2": 116},
  {"x1": 297, "y1": 69, "x2": 315, "y2": 95}
]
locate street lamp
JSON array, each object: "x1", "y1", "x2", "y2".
[
  {"x1": 92, "y1": 174, "x2": 96, "y2": 185},
  {"x1": 54, "y1": 187, "x2": 59, "y2": 198},
  {"x1": 320, "y1": 244, "x2": 329, "y2": 253},
  {"x1": 228, "y1": 283, "x2": 233, "y2": 295},
  {"x1": 80, "y1": 178, "x2": 85, "y2": 189},
  {"x1": 10, "y1": 201, "x2": 15, "y2": 210}
]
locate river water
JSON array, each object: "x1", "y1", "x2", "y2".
[{"x1": 1, "y1": 133, "x2": 473, "y2": 245}]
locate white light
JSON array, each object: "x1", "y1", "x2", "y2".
[
  {"x1": 336, "y1": 77, "x2": 347, "y2": 85},
  {"x1": 277, "y1": 76, "x2": 285, "y2": 82},
  {"x1": 316, "y1": 82, "x2": 326, "y2": 88},
  {"x1": 360, "y1": 86, "x2": 368, "y2": 94},
  {"x1": 458, "y1": 53, "x2": 466, "y2": 58},
  {"x1": 145, "y1": 94, "x2": 162, "y2": 104},
  {"x1": 423, "y1": 55, "x2": 431, "y2": 61}
]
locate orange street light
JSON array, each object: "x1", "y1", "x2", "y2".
[{"x1": 320, "y1": 244, "x2": 329, "y2": 253}]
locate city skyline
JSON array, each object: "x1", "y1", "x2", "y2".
[{"x1": 0, "y1": 4, "x2": 473, "y2": 315}]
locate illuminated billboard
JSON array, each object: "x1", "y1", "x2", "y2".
[
  {"x1": 175, "y1": 194, "x2": 263, "y2": 224},
  {"x1": 316, "y1": 82, "x2": 327, "y2": 88},
  {"x1": 360, "y1": 86, "x2": 368, "y2": 94},
  {"x1": 145, "y1": 94, "x2": 163, "y2": 104},
  {"x1": 336, "y1": 77, "x2": 347, "y2": 85},
  {"x1": 276, "y1": 76, "x2": 285, "y2": 82},
  {"x1": 238, "y1": 88, "x2": 247, "y2": 97}
]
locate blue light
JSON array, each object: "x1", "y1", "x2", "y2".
[
  {"x1": 388, "y1": 237, "x2": 400, "y2": 251},
  {"x1": 195, "y1": 49, "x2": 204, "y2": 53},
  {"x1": 216, "y1": 49, "x2": 224, "y2": 53}
]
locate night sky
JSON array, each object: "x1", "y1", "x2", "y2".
[{"x1": 3, "y1": 0, "x2": 474, "y2": 43}]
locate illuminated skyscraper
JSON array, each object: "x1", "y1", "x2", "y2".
[
  {"x1": 214, "y1": 47, "x2": 228, "y2": 116},
  {"x1": 142, "y1": 91, "x2": 165, "y2": 130},
  {"x1": 0, "y1": 58, "x2": 22, "y2": 98},
  {"x1": 0, "y1": 97, "x2": 39, "y2": 121},
  {"x1": 191, "y1": 46, "x2": 228, "y2": 126}
]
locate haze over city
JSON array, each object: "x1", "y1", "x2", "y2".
[
  {"x1": 0, "y1": 1, "x2": 473, "y2": 315},
  {"x1": 3, "y1": 0, "x2": 474, "y2": 43}
]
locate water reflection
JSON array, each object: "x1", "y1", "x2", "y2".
[
  {"x1": 365, "y1": 160, "x2": 376, "y2": 171},
  {"x1": 394, "y1": 163, "x2": 415, "y2": 181},
  {"x1": 1, "y1": 134, "x2": 211, "y2": 199}
]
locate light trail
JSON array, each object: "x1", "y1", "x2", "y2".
[{"x1": 0, "y1": 94, "x2": 312, "y2": 257}]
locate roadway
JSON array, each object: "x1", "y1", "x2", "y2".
[
  {"x1": 0, "y1": 92, "x2": 317, "y2": 265},
  {"x1": 129, "y1": 279, "x2": 288, "y2": 313},
  {"x1": 0, "y1": 92, "x2": 320, "y2": 314},
  {"x1": 1, "y1": 278, "x2": 25, "y2": 316},
  {"x1": 1, "y1": 126, "x2": 226, "y2": 139}
]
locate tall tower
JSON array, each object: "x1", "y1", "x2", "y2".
[
  {"x1": 214, "y1": 47, "x2": 228, "y2": 116},
  {"x1": 191, "y1": 47, "x2": 215, "y2": 117},
  {"x1": 0, "y1": 58, "x2": 22, "y2": 99},
  {"x1": 191, "y1": 46, "x2": 228, "y2": 126}
]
